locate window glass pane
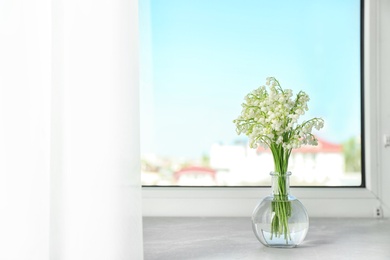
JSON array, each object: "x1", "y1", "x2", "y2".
[{"x1": 139, "y1": 0, "x2": 363, "y2": 186}]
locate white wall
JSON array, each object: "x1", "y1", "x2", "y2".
[
  {"x1": 50, "y1": 0, "x2": 143, "y2": 259},
  {"x1": 0, "y1": 0, "x2": 143, "y2": 259},
  {"x1": 0, "y1": 0, "x2": 51, "y2": 258}
]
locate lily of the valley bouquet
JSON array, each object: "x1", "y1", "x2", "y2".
[{"x1": 233, "y1": 77, "x2": 324, "y2": 242}]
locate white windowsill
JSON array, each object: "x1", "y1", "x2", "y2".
[
  {"x1": 143, "y1": 217, "x2": 390, "y2": 259},
  {"x1": 142, "y1": 187, "x2": 380, "y2": 217}
]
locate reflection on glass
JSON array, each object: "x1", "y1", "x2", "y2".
[{"x1": 139, "y1": 0, "x2": 362, "y2": 186}]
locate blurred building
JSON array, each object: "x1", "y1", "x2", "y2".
[{"x1": 210, "y1": 138, "x2": 345, "y2": 186}]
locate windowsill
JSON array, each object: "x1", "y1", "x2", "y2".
[
  {"x1": 142, "y1": 187, "x2": 380, "y2": 217},
  {"x1": 143, "y1": 217, "x2": 390, "y2": 259}
]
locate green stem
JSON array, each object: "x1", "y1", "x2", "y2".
[{"x1": 269, "y1": 143, "x2": 292, "y2": 244}]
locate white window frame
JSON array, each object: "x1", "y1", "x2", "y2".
[{"x1": 142, "y1": 0, "x2": 390, "y2": 217}]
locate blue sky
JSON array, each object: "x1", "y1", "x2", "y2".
[{"x1": 140, "y1": 0, "x2": 361, "y2": 159}]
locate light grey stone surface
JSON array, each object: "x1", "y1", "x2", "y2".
[{"x1": 143, "y1": 217, "x2": 390, "y2": 260}]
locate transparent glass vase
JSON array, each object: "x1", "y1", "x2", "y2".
[{"x1": 252, "y1": 172, "x2": 309, "y2": 248}]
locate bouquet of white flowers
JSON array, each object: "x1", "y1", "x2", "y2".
[{"x1": 234, "y1": 77, "x2": 324, "y2": 242}]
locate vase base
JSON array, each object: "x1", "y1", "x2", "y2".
[
  {"x1": 264, "y1": 244, "x2": 297, "y2": 249},
  {"x1": 252, "y1": 219, "x2": 308, "y2": 248}
]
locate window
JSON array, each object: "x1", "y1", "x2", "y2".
[{"x1": 139, "y1": 0, "x2": 363, "y2": 187}]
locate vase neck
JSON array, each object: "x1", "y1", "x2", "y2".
[{"x1": 271, "y1": 172, "x2": 291, "y2": 196}]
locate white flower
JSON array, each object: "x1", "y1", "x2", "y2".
[
  {"x1": 296, "y1": 109, "x2": 304, "y2": 115},
  {"x1": 234, "y1": 77, "x2": 324, "y2": 151}
]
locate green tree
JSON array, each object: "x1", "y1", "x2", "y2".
[{"x1": 342, "y1": 137, "x2": 361, "y2": 172}]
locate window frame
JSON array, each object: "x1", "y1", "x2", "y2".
[{"x1": 141, "y1": 0, "x2": 385, "y2": 217}]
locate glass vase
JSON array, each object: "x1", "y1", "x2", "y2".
[{"x1": 251, "y1": 172, "x2": 309, "y2": 248}]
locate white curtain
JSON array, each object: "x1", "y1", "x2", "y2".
[{"x1": 0, "y1": 0, "x2": 143, "y2": 259}]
